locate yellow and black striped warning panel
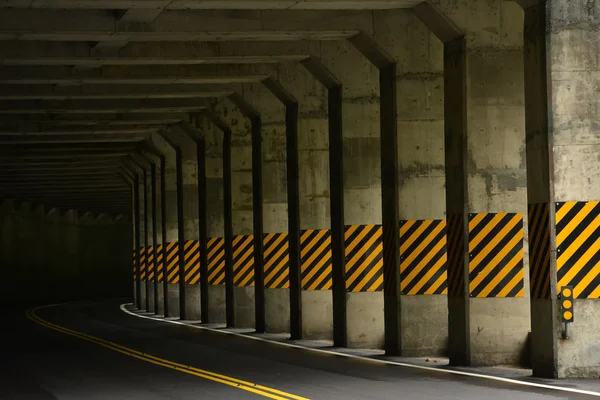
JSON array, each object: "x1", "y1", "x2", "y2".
[
  {"x1": 300, "y1": 229, "x2": 332, "y2": 290},
  {"x1": 165, "y1": 242, "x2": 179, "y2": 284},
  {"x1": 344, "y1": 224, "x2": 383, "y2": 292},
  {"x1": 468, "y1": 213, "x2": 524, "y2": 298},
  {"x1": 156, "y1": 244, "x2": 164, "y2": 283},
  {"x1": 132, "y1": 249, "x2": 137, "y2": 280},
  {"x1": 207, "y1": 237, "x2": 225, "y2": 285},
  {"x1": 147, "y1": 245, "x2": 155, "y2": 281},
  {"x1": 263, "y1": 232, "x2": 289, "y2": 289},
  {"x1": 399, "y1": 220, "x2": 447, "y2": 295},
  {"x1": 139, "y1": 246, "x2": 147, "y2": 280},
  {"x1": 447, "y1": 214, "x2": 466, "y2": 297},
  {"x1": 233, "y1": 235, "x2": 255, "y2": 287},
  {"x1": 556, "y1": 201, "x2": 600, "y2": 299},
  {"x1": 528, "y1": 203, "x2": 551, "y2": 299},
  {"x1": 184, "y1": 240, "x2": 200, "y2": 285}
]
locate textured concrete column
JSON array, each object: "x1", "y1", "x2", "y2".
[
  {"x1": 153, "y1": 133, "x2": 180, "y2": 318},
  {"x1": 320, "y1": 38, "x2": 384, "y2": 349},
  {"x1": 137, "y1": 170, "x2": 148, "y2": 310},
  {"x1": 165, "y1": 129, "x2": 201, "y2": 321},
  {"x1": 375, "y1": 10, "x2": 448, "y2": 357},
  {"x1": 283, "y1": 64, "x2": 334, "y2": 340},
  {"x1": 213, "y1": 102, "x2": 256, "y2": 329},
  {"x1": 199, "y1": 117, "x2": 227, "y2": 324},
  {"x1": 523, "y1": 0, "x2": 600, "y2": 378},
  {"x1": 438, "y1": 1, "x2": 530, "y2": 366}
]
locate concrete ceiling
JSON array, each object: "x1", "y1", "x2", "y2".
[
  {"x1": 0, "y1": 0, "x2": 423, "y2": 215},
  {"x1": 0, "y1": 1, "x2": 422, "y2": 10}
]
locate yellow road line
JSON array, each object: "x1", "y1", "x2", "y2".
[{"x1": 26, "y1": 308, "x2": 309, "y2": 400}]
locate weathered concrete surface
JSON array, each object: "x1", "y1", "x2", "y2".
[
  {"x1": 155, "y1": 284, "x2": 165, "y2": 316},
  {"x1": 469, "y1": 297, "x2": 530, "y2": 366},
  {"x1": 147, "y1": 283, "x2": 155, "y2": 314},
  {"x1": 208, "y1": 285, "x2": 226, "y2": 323},
  {"x1": 301, "y1": 290, "x2": 333, "y2": 340},
  {"x1": 558, "y1": 300, "x2": 600, "y2": 378},
  {"x1": 435, "y1": 0, "x2": 530, "y2": 366},
  {"x1": 265, "y1": 288, "x2": 290, "y2": 333},
  {"x1": 234, "y1": 286, "x2": 255, "y2": 328},
  {"x1": 400, "y1": 295, "x2": 447, "y2": 357},
  {"x1": 167, "y1": 283, "x2": 180, "y2": 317},
  {"x1": 139, "y1": 280, "x2": 147, "y2": 311},
  {"x1": 546, "y1": 0, "x2": 600, "y2": 378},
  {"x1": 184, "y1": 284, "x2": 201, "y2": 320},
  {"x1": 346, "y1": 291, "x2": 384, "y2": 349}
]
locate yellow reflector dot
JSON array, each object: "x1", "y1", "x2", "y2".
[
  {"x1": 563, "y1": 300, "x2": 572, "y2": 309},
  {"x1": 563, "y1": 288, "x2": 572, "y2": 297},
  {"x1": 564, "y1": 311, "x2": 573, "y2": 321}
]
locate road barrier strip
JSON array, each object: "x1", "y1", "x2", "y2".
[{"x1": 27, "y1": 306, "x2": 309, "y2": 400}]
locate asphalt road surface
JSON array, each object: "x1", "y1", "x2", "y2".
[{"x1": 0, "y1": 300, "x2": 591, "y2": 399}]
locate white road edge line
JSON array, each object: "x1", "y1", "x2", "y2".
[{"x1": 120, "y1": 303, "x2": 600, "y2": 397}]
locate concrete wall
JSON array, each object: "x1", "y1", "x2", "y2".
[
  {"x1": 546, "y1": 0, "x2": 600, "y2": 378},
  {"x1": 0, "y1": 199, "x2": 131, "y2": 307}
]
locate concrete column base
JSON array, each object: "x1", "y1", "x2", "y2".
[
  {"x1": 183, "y1": 284, "x2": 201, "y2": 320},
  {"x1": 449, "y1": 297, "x2": 530, "y2": 367},
  {"x1": 400, "y1": 295, "x2": 448, "y2": 357},
  {"x1": 301, "y1": 290, "x2": 333, "y2": 340},
  {"x1": 147, "y1": 282, "x2": 155, "y2": 314},
  {"x1": 346, "y1": 291, "x2": 384, "y2": 349},
  {"x1": 155, "y1": 284, "x2": 165, "y2": 316},
  {"x1": 167, "y1": 283, "x2": 180, "y2": 317},
  {"x1": 139, "y1": 280, "x2": 147, "y2": 311},
  {"x1": 234, "y1": 286, "x2": 255, "y2": 328},
  {"x1": 208, "y1": 285, "x2": 226, "y2": 323},
  {"x1": 133, "y1": 281, "x2": 137, "y2": 305},
  {"x1": 265, "y1": 288, "x2": 290, "y2": 333}
]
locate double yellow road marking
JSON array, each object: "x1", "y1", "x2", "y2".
[{"x1": 26, "y1": 307, "x2": 309, "y2": 400}]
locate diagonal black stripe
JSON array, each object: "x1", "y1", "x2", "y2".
[
  {"x1": 345, "y1": 226, "x2": 378, "y2": 260},
  {"x1": 265, "y1": 261, "x2": 289, "y2": 288},
  {"x1": 565, "y1": 248, "x2": 600, "y2": 294},
  {"x1": 401, "y1": 228, "x2": 445, "y2": 282},
  {"x1": 557, "y1": 203, "x2": 600, "y2": 265},
  {"x1": 470, "y1": 214, "x2": 516, "y2": 260},
  {"x1": 577, "y1": 270, "x2": 600, "y2": 298},
  {"x1": 485, "y1": 258, "x2": 523, "y2": 298},
  {"x1": 233, "y1": 237, "x2": 254, "y2": 264},
  {"x1": 418, "y1": 261, "x2": 447, "y2": 295},
  {"x1": 469, "y1": 213, "x2": 496, "y2": 242},
  {"x1": 347, "y1": 253, "x2": 382, "y2": 292},
  {"x1": 234, "y1": 264, "x2": 255, "y2": 286},
  {"x1": 556, "y1": 202, "x2": 585, "y2": 234},
  {"x1": 207, "y1": 238, "x2": 224, "y2": 253},
  {"x1": 345, "y1": 236, "x2": 381, "y2": 280},
  {"x1": 506, "y1": 279, "x2": 524, "y2": 297},
  {"x1": 402, "y1": 246, "x2": 446, "y2": 294},
  {"x1": 301, "y1": 244, "x2": 332, "y2": 279},
  {"x1": 558, "y1": 225, "x2": 600, "y2": 283},
  {"x1": 471, "y1": 243, "x2": 522, "y2": 297},
  {"x1": 401, "y1": 221, "x2": 438, "y2": 262},
  {"x1": 303, "y1": 258, "x2": 332, "y2": 290},
  {"x1": 470, "y1": 221, "x2": 523, "y2": 277},
  {"x1": 301, "y1": 233, "x2": 330, "y2": 264}
]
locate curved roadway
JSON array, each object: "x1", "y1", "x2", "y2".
[{"x1": 1, "y1": 300, "x2": 592, "y2": 399}]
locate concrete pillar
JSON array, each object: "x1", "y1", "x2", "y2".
[
  {"x1": 200, "y1": 117, "x2": 227, "y2": 324},
  {"x1": 213, "y1": 102, "x2": 256, "y2": 329},
  {"x1": 282, "y1": 64, "x2": 334, "y2": 340},
  {"x1": 523, "y1": 0, "x2": 600, "y2": 378},
  {"x1": 144, "y1": 167, "x2": 156, "y2": 314},
  {"x1": 373, "y1": 10, "x2": 449, "y2": 356},
  {"x1": 320, "y1": 39, "x2": 384, "y2": 349},
  {"x1": 137, "y1": 171, "x2": 148, "y2": 311},
  {"x1": 153, "y1": 132, "x2": 181, "y2": 318},
  {"x1": 434, "y1": 0, "x2": 530, "y2": 366},
  {"x1": 177, "y1": 128, "x2": 202, "y2": 321}
]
